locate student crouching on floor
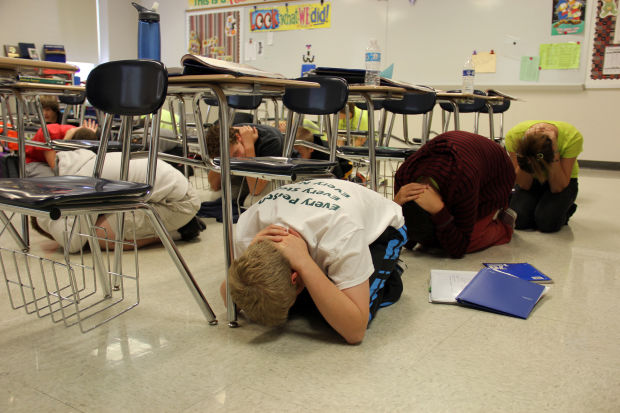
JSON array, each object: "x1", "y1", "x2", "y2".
[
  {"x1": 393, "y1": 130, "x2": 516, "y2": 258},
  {"x1": 221, "y1": 178, "x2": 407, "y2": 344},
  {"x1": 505, "y1": 120, "x2": 583, "y2": 233}
]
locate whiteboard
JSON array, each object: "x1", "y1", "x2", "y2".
[{"x1": 238, "y1": 0, "x2": 592, "y2": 88}]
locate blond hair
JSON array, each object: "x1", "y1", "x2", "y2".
[
  {"x1": 515, "y1": 124, "x2": 556, "y2": 181},
  {"x1": 228, "y1": 240, "x2": 296, "y2": 326}
]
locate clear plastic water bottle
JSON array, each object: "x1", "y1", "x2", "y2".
[
  {"x1": 132, "y1": 2, "x2": 161, "y2": 61},
  {"x1": 462, "y1": 54, "x2": 475, "y2": 95},
  {"x1": 364, "y1": 39, "x2": 381, "y2": 86}
]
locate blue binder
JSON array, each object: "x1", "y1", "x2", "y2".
[
  {"x1": 455, "y1": 267, "x2": 546, "y2": 319},
  {"x1": 483, "y1": 262, "x2": 552, "y2": 283}
]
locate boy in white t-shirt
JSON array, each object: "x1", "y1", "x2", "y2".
[{"x1": 222, "y1": 179, "x2": 407, "y2": 344}]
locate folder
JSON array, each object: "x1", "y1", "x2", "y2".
[
  {"x1": 483, "y1": 262, "x2": 552, "y2": 283},
  {"x1": 455, "y1": 267, "x2": 547, "y2": 319}
]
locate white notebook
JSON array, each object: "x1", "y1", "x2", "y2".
[{"x1": 429, "y1": 269, "x2": 477, "y2": 304}]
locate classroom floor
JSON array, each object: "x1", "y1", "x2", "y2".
[{"x1": 1, "y1": 167, "x2": 619, "y2": 413}]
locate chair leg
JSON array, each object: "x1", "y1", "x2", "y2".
[
  {"x1": 82, "y1": 214, "x2": 113, "y2": 298},
  {"x1": 143, "y1": 205, "x2": 217, "y2": 324},
  {"x1": 386, "y1": 112, "x2": 396, "y2": 146},
  {"x1": 486, "y1": 104, "x2": 495, "y2": 141},
  {"x1": 474, "y1": 112, "x2": 479, "y2": 134},
  {"x1": 0, "y1": 211, "x2": 28, "y2": 251},
  {"x1": 442, "y1": 110, "x2": 451, "y2": 133}
]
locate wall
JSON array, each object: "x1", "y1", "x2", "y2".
[
  {"x1": 0, "y1": 0, "x2": 98, "y2": 63},
  {"x1": 154, "y1": 0, "x2": 620, "y2": 164},
  {"x1": 1, "y1": 0, "x2": 618, "y2": 163}
]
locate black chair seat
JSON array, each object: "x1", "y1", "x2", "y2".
[
  {"x1": 0, "y1": 176, "x2": 151, "y2": 217},
  {"x1": 338, "y1": 145, "x2": 416, "y2": 159},
  {"x1": 439, "y1": 89, "x2": 487, "y2": 113},
  {"x1": 479, "y1": 98, "x2": 510, "y2": 114},
  {"x1": 203, "y1": 95, "x2": 263, "y2": 110},
  {"x1": 214, "y1": 156, "x2": 336, "y2": 176},
  {"x1": 355, "y1": 100, "x2": 385, "y2": 111},
  {"x1": 57, "y1": 140, "x2": 143, "y2": 152}
]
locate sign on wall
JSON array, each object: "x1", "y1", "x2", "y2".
[{"x1": 249, "y1": 2, "x2": 331, "y2": 32}]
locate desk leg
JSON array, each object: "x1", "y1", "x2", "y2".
[
  {"x1": 486, "y1": 103, "x2": 495, "y2": 141},
  {"x1": 15, "y1": 94, "x2": 29, "y2": 247},
  {"x1": 210, "y1": 86, "x2": 238, "y2": 327},
  {"x1": 362, "y1": 94, "x2": 377, "y2": 191}
]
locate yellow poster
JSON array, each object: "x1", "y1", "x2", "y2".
[{"x1": 249, "y1": 2, "x2": 331, "y2": 32}]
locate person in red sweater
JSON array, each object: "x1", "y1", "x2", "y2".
[
  {"x1": 25, "y1": 119, "x2": 98, "y2": 177},
  {"x1": 393, "y1": 130, "x2": 516, "y2": 258}
]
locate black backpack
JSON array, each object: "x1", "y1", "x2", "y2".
[{"x1": 0, "y1": 152, "x2": 19, "y2": 178}]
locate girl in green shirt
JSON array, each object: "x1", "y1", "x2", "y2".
[{"x1": 505, "y1": 120, "x2": 583, "y2": 232}]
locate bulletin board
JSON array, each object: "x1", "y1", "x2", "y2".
[
  {"x1": 230, "y1": 0, "x2": 594, "y2": 88},
  {"x1": 585, "y1": 0, "x2": 620, "y2": 88},
  {"x1": 186, "y1": 9, "x2": 242, "y2": 62}
]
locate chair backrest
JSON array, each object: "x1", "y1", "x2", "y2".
[
  {"x1": 59, "y1": 92, "x2": 86, "y2": 105},
  {"x1": 86, "y1": 60, "x2": 168, "y2": 116},
  {"x1": 282, "y1": 75, "x2": 348, "y2": 115},
  {"x1": 480, "y1": 90, "x2": 511, "y2": 114},
  {"x1": 203, "y1": 94, "x2": 263, "y2": 110},
  {"x1": 383, "y1": 91, "x2": 437, "y2": 115},
  {"x1": 439, "y1": 89, "x2": 486, "y2": 113}
]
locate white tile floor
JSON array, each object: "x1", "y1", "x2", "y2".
[{"x1": 1, "y1": 168, "x2": 620, "y2": 412}]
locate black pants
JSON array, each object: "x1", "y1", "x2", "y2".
[
  {"x1": 289, "y1": 226, "x2": 408, "y2": 327},
  {"x1": 510, "y1": 178, "x2": 578, "y2": 233}
]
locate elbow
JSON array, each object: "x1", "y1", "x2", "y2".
[
  {"x1": 344, "y1": 329, "x2": 365, "y2": 345},
  {"x1": 342, "y1": 317, "x2": 368, "y2": 344}
]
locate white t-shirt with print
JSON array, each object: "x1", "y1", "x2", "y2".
[{"x1": 234, "y1": 179, "x2": 405, "y2": 290}]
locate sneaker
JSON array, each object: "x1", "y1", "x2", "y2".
[
  {"x1": 178, "y1": 216, "x2": 206, "y2": 241},
  {"x1": 498, "y1": 208, "x2": 517, "y2": 229}
]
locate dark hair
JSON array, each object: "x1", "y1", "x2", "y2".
[
  {"x1": 402, "y1": 201, "x2": 436, "y2": 247},
  {"x1": 39, "y1": 95, "x2": 61, "y2": 124},
  {"x1": 515, "y1": 130, "x2": 555, "y2": 181},
  {"x1": 205, "y1": 124, "x2": 238, "y2": 158}
]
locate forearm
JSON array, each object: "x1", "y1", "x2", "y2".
[
  {"x1": 431, "y1": 206, "x2": 470, "y2": 258},
  {"x1": 246, "y1": 177, "x2": 269, "y2": 196},
  {"x1": 207, "y1": 170, "x2": 222, "y2": 191},
  {"x1": 43, "y1": 150, "x2": 57, "y2": 169},
  {"x1": 300, "y1": 260, "x2": 368, "y2": 344},
  {"x1": 547, "y1": 162, "x2": 570, "y2": 193}
]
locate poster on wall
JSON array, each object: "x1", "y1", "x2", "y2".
[
  {"x1": 187, "y1": 10, "x2": 240, "y2": 62},
  {"x1": 587, "y1": 0, "x2": 620, "y2": 84},
  {"x1": 249, "y1": 2, "x2": 331, "y2": 32},
  {"x1": 552, "y1": 0, "x2": 587, "y2": 35}
]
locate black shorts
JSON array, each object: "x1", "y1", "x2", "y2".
[
  {"x1": 289, "y1": 225, "x2": 408, "y2": 328},
  {"x1": 367, "y1": 225, "x2": 408, "y2": 324}
]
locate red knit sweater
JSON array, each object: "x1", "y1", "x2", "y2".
[{"x1": 394, "y1": 131, "x2": 515, "y2": 258}]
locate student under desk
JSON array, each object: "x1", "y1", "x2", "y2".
[
  {"x1": 167, "y1": 74, "x2": 320, "y2": 326},
  {"x1": 0, "y1": 58, "x2": 82, "y2": 246}
]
